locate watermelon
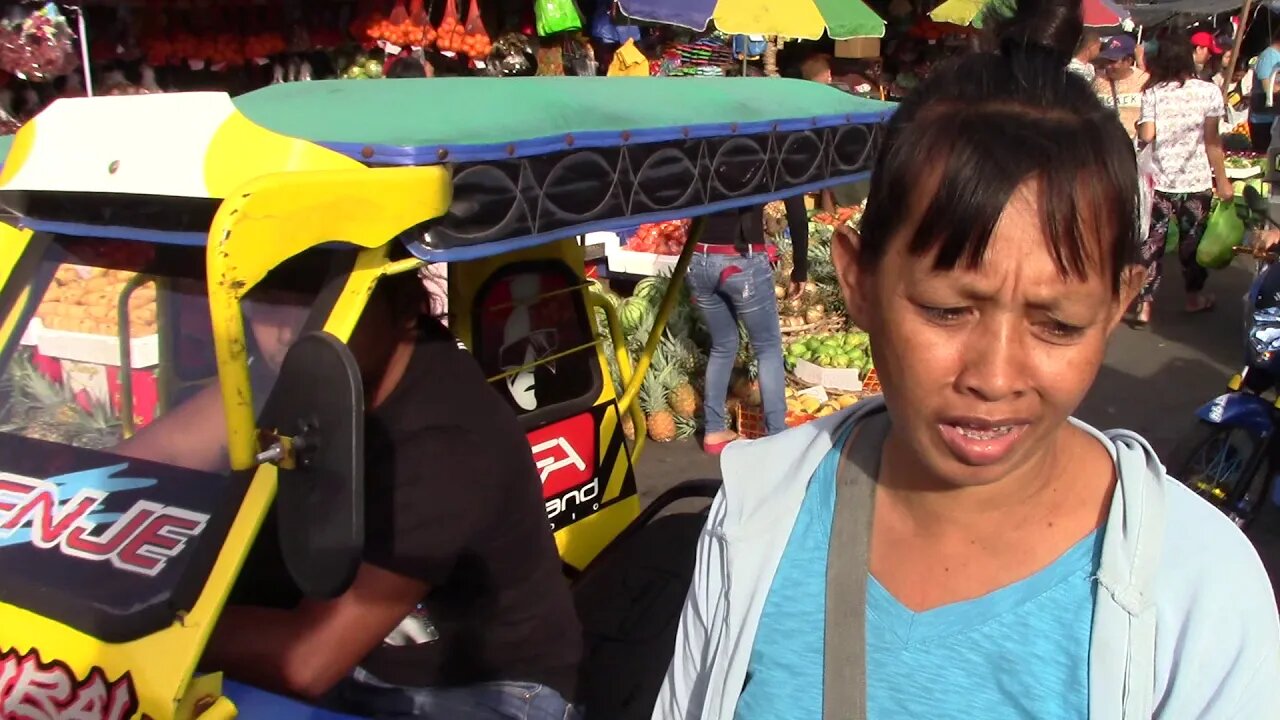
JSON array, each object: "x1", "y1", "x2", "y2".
[
  {"x1": 620, "y1": 297, "x2": 650, "y2": 335},
  {"x1": 634, "y1": 277, "x2": 668, "y2": 308}
]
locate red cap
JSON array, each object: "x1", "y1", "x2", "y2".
[{"x1": 1190, "y1": 31, "x2": 1224, "y2": 55}]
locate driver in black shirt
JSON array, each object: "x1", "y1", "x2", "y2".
[{"x1": 119, "y1": 256, "x2": 583, "y2": 719}]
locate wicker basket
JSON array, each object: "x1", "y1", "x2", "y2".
[
  {"x1": 736, "y1": 369, "x2": 882, "y2": 440},
  {"x1": 780, "y1": 316, "x2": 845, "y2": 337}
]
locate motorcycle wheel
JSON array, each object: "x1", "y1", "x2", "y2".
[{"x1": 1171, "y1": 421, "x2": 1270, "y2": 529}]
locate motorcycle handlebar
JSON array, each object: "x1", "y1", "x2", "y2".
[{"x1": 1234, "y1": 245, "x2": 1280, "y2": 262}]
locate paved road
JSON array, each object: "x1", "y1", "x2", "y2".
[{"x1": 634, "y1": 258, "x2": 1280, "y2": 595}]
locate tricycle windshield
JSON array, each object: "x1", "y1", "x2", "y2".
[{"x1": 0, "y1": 235, "x2": 328, "y2": 472}]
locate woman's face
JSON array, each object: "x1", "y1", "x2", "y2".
[{"x1": 837, "y1": 183, "x2": 1141, "y2": 488}]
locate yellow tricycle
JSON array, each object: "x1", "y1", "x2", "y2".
[{"x1": 0, "y1": 77, "x2": 892, "y2": 719}]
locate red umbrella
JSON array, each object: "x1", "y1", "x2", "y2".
[{"x1": 1082, "y1": 0, "x2": 1128, "y2": 27}]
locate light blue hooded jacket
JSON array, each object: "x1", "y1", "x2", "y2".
[{"x1": 653, "y1": 397, "x2": 1280, "y2": 719}]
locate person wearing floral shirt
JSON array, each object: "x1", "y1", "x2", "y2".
[{"x1": 1133, "y1": 34, "x2": 1231, "y2": 325}]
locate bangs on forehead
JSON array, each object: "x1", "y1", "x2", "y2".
[{"x1": 903, "y1": 105, "x2": 1123, "y2": 281}]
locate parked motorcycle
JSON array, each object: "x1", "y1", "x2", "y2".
[{"x1": 1172, "y1": 186, "x2": 1280, "y2": 528}]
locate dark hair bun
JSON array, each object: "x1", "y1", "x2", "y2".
[{"x1": 989, "y1": 0, "x2": 1083, "y2": 65}]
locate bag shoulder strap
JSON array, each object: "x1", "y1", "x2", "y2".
[{"x1": 823, "y1": 411, "x2": 890, "y2": 720}]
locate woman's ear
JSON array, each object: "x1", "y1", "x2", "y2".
[
  {"x1": 832, "y1": 226, "x2": 873, "y2": 329},
  {"x1": 1109, "y1": 264, "x2": 1147, "y2": 330}
]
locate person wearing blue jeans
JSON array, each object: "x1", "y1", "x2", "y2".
[
  {"x1": 332, "y1": 668, "x2": 581, "y2": 719},
  {"x1": 688, "y1": 197, "x2": 808, "y2": 453}
]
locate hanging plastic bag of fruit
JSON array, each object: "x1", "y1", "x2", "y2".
[
  {"x1": 462, "y1": 0, "x2": 492, "y2": 60},
  {"x1": 410, "y1": 0, "x2": 437, "y2": 49},
  {"x1": 436, "y1": 0, "x2": 464, "y2": 55},
  {"x1": 0, "y1": 2, "x2": 77, "y2": 82},
  {"x1": 535, "y1": 0, "x2": 583, "y2": 37}
]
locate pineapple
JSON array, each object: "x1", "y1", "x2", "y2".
[
  {"x1": 674, "y1": 415, "x2": 699, "y2": 441},
  {"x1": 647, "y1": 409, "x2": 677, "y2": 443},
  {"x1": 1, "y1": 351, "x2": 121, "y2": 447},
  {"x1": 621, "y1": 413, "x2": 636, "y2": 442},
  {"x1": 640, "y1": 351, "x2": 679, "y2": 443},
  {"x1": 669, "y1": 382, "x2": 699, "y2": 420}
]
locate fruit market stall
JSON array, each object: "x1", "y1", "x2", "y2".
[
  {"x1": 588, "y1": 194, "x2": 876, "y2": 445},
  {"x1": 605, "y1": 218, "x2": 693, "y2": 278},
  {"x1": 2, "y1": 242, "x2": 165, "y2": 448}
]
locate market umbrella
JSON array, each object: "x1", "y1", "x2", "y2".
[
  {"x1": 616, "y1": 0, "x2": 885, "y2": 40},
  {"x1": 929, "y1": 0, "x2": 1127, "y2": 27}
]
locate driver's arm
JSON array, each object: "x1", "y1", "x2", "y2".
[
  {"x1": 202, "y1": 563, "x2": 426, "y2": 700},
  {"x1": 112, "y1": 382, "x2": 229, "y2": 473},
  {"x1": 203, "y1": 426, "x2": 494, "y2": 699}
]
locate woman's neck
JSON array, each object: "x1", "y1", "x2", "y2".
[{"x1": 875, "y1": 425, "x2": 1107, "y2": 538}]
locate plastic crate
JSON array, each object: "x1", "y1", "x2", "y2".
[
  {"x1": 862, "y1": 368, "x2": 881, "y2": 395},
  {"x1": 736, "y1": 403, "x2": 767, "y2": 440}
]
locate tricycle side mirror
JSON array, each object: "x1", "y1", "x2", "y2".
[{"x1": 255, "y1": 331, "x2": 365, "y2": 599}]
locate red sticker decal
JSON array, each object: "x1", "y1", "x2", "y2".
[
  {"x1": 527, "y1": 414, "x2": 596, "y2": 498},
  {"x1": 0, "y1": 648, "x2": 138, "y2": 720}
]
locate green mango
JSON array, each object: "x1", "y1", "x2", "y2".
[
  {"x1": 831, "y1": 354, "x2": 851, "y2": 369},
  {"x1": 816, "y1": 353, "x2": 834, "y2": 368},
  {"x1": 789, "y1": 342, "x2": 811, "y2": 358}
]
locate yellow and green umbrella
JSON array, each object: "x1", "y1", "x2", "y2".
[{"x1": 617, "y1": 0, "x2": 885, "y2": 40}]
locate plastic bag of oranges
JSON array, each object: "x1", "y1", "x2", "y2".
[
  {"x1": 436, "y1": 0, "x2": 464, "y2": 54},
  {"x1": 462, "y1": 0, "x2": 493, "y2": 59}
]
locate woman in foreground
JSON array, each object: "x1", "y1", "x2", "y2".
[{"x1": 653, "y1": 0, "x2": 1279, "y2": 717}]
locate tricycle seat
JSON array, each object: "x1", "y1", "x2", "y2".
[{"x1": 572, "y1": 479, "x2": 720, "y2": 720}]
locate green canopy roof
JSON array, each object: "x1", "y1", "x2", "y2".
[{"x1": 232, "y1": 77, "x2": 895, "y2": 165}]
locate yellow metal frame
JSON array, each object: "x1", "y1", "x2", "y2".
[
  {"x1": 206, "y1": 165, "x2": 451, "y2": 470},
  {"x1": 0, "y1": 222, "x2": 35, "y2": 349}
]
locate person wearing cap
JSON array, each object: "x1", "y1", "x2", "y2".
[
  {"x1": 1249, "y1": 29, "x2": 1280, "y2": 152},
  {"x1": 1093, "y1": 34, "x2": 1148, "y2": 138},
  {"x1": 1190, "y1": 30, "x2": 1224, "y2": 80}
]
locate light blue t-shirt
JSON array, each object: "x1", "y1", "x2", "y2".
[
  {"x1": 1252, "y1": 46, "x2": 1280, "y2": 124},
  {"x1": 734, "y1": 430, "x2": 1104, "y2": 720}
]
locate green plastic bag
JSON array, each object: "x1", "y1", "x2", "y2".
[
  {"x1": 536, "y1": 0, "x2": 583, "y2": 36},
  {"x1": 1196, "y1": 199, "x2": 1244, "y2": 270}
]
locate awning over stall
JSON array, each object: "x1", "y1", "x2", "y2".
[{"x1": 1126, "y1": 0, "x2": 1245, "y2": 25}]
